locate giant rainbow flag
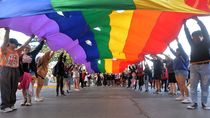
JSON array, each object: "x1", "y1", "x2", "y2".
[{"x1": 0, "y1": 0, "x2": 210, "y2": 73}]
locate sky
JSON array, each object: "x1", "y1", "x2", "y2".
[{"x1": 0, "y1": 16, "x2": 210, "y2": 63}]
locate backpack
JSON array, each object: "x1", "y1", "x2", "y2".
[{"x1": 52, "y1": 64, "x2": 58, "y2": 76}]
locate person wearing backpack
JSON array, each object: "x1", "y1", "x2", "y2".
[{"x1": 35, "y1": 50, "x2": 54, "y2": 101}]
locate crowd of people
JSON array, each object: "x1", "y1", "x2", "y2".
[{"x1": 0, "y1": 17, "x2": 210, "y2": 113}]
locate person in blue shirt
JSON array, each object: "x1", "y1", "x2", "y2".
[{"x1": 169, "y1": 38, "x2": 191, "y2": 104}]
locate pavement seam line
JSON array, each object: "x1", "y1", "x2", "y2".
[{"x1": 129, "y1": 98, "x2": 151, "y2": 118}]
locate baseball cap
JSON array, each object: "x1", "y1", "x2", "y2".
[{"x1": 9, "y1": 38, "x2": 21, "y2": 46}]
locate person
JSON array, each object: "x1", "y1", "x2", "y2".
[
  {"x1": 18, "y1": 72, "x2": 33, "y2": 106},
  {"x1": 169, "y1": 39, "x2": 191, "y2": 104},
  {"x1": 72, "y1": 65, "x2": 80, "y2": 91},
  {"x1": 143, "y1": 62, "x2": 152, "y2": 92},
  {"x1": 145, "y1": 55, "x2": 163, "y2": 94},
  {"x1": 184, "y1": 17, "x2": 210, "y2": 110},
  {"x1": 35, "y1": 50, "x2": 54, "y2": 101},
  {"x1": 129, "y1": 65, "x2": 137, "y2": 90},
  {"x1": 121, "y1": 72, "x2": 126, "y2": 87},
  {"x1": 19, "y1": 40, "x2": 44, "y2": 106},
  {"x1": 80, "y1": 69, "x2": 86, "y2": 88},
  {"x1": 21, "y1": 40, "x2": 44, "y2": 77},
  {"x1": 65, "y1": 64, "x2": 74, "y2": 93},
  {"x1": 163, "y1": 54, "x2": 177, "y2": 96},
  {"x1": 102, "y1": 73, "x2": 108, "y2": 86},
  {"x1": 0, "y1": 28, "x2": 34, "y2": 112},
  {"x1": 161, "y1": 64, "x2": 168, "y2": 92},
  {"x1": 54, "y1": 52, "x2": 65, "y2": 96},
  {"x1": 84, "y1": 72, "x2": 89, "y2": 87},
  {"x1": 136, "y1": 63, "x2": 144, "y2": 91}
]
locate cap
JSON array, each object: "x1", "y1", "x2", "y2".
[{"x1": 9, "y1": 38, "x2": 21, "y2": 46}]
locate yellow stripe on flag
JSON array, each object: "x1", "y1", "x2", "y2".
[
  {"x1": 109, "y1": 10, "x2": 134, "y2": 59},
  {"x1": 133, "y1": 0, "x2": 208, "y2": 14},
  {"x1": 105, "y1": 59, "x2": 113, "y2": 73}
]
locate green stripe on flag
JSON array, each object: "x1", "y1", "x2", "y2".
[
  {"x1": 51, "y1": 0, "x2": 136, "y2": 11},
  {"x1": 97, "y1": 59, "x2": 105, "y2": 73},
  {"x1": 82, "y1": 10, "x2": 113, "y2": 59}
]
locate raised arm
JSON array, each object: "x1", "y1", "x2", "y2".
[
  {"x1": 17, "y1": 34, "x2": 35, "y2": 52},
  {"x1": 129, "y1": 65, "x2": 134, "y2": 72},
  {"x1": 1, "y1": 28, "x2": 10, "y2": 51},
  {"x1": 177, "y1": 39, "x2": 187, "y2": 57},
  {"x1": 168, "y1": 45, "x2": 176, "y2": 56},
  {"x1": 30, "y1": 39, "x2": 45, "y2": 57},
  {"x1": 184, "y1": 21, "x2": 193, "y2": 45},
  {"x1": 162, "y1": 53, "x2": 171, "y2": 60},
  {"x1": 144, "y1": 61, "x2": 147, "y2": 67},
  {"x1": 49, "y1": 51, "x2": 54, "y2": 59},
  {"x1": 145, "y1": 56, "x2": 152, "y2": 62},
  {"x1": 193, "y1": 17, "x2": 210, "y2": 41}
]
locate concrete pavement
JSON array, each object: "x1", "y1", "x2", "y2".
[{"x1": 1, "y1": 86, "x2": 210, "y2": 118}]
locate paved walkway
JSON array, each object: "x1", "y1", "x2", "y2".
[{"x1": 1, "y1": 86, "x2": 210, "y2": 118}]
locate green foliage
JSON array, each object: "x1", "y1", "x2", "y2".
[{"x1": 30, "y1": 40, "x2": 73, "y2": 64}]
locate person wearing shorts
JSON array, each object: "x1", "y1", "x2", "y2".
[
  {"x1": 146, "y1": 55, "x2": 163, "y2": 93},
  {"x1": 169, "y1": 39, "x2": 191, "y2": 104},
  {"x1": 163, "y1": 54, "x2": 177, "y2": 95}
]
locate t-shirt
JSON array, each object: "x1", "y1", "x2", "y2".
[
  {"x1": 153, "y1": 59, "x2": 163, "y2": 74},
  {"x1": 72, "y1": 70, "x2": 80, "y2": 78},
  {"x1": 0, "y1": 48, "x2": 20, "y2": 68}
]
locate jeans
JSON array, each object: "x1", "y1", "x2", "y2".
[
  {"x1": 144, "y1": 75, "x2": 149, "y2": 91},
  {"x1": 190, "y1": 63, "x2": 210, "y2": 104}
]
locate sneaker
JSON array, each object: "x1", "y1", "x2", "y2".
[
  {"x1": 74, "y1": 89, "x2": 80, "y2": 91},
  {"x1": 155, "y1": 90, "x2": 159, "y2": 94},
  {"x1": 145, "y1": 90, "x2": 149, "y2": 92},
  {"x1": 187, "y1": 103, "x2": 198, "y2": 110},
  {"x1": 61, "y1": 93, "x2": 66, "y2": 96},
  {"x1": 20, "y1": 99, "x2": 27, "y2": 106},
  {"x1": 0, "y1": 107, "x2": 13, "y2": 113},
  {"x1": 35, "y1": 97, "x2": 44, "y2": 102},
  {"x1": 202, "y1": 103, "x2": 210, "y2": 110},
  {"x1": 164, "y1": 90, "x2": 168, "y2": 92},
  {"x1": 181, "y1": 97, "x2": 192, "y2": 104},
  {"x1": 172, "y1": 93, "x2": 177, "y2": 96},
  {"x1": 25, "y1": 97, "x2": 32, "y2": 106},
  {"x1": 176, "y1": 96, "x2": 184, "y2": 101},
  {"x1": 25, "y1": 102, "x2": 32, "y2": 106},
  {"x1": 10, "y1": 106, "x2": 17, "y2": 111}
]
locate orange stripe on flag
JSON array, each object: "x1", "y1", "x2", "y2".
[{"x1": 123, "y1": 10, "x2": 161, "y2": 61}]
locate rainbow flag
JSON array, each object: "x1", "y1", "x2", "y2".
[
  {"x1": 0, "y1": 0, "x2": 210, "y2": 73},
  {"x1": 0, "y1": 0, "x2": 210, "y2": 18}
]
